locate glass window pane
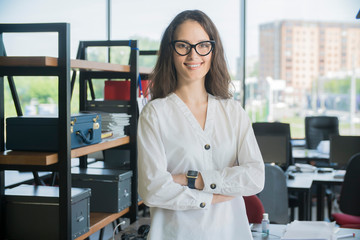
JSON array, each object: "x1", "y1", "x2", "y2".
[{"x1": 245, "y1": 0, "x2": 360, "y2": 138}]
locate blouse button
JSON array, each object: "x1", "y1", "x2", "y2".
[
  {"x1": 200, "y1": 202, "x2": 206, "y2": 208},
  {"x1": 204, "y1": 144, "x2": 211, "y2": 150},
  {"x1": 210, "y1": 183, "x2": 216, "y2": 189}
]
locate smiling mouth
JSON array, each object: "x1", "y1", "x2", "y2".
[{"x1": 185, "y1": 63, "x2": 202, "y2": 68}]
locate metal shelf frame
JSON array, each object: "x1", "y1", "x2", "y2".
[
  {"x1": 0, "y1": 23, "x2": 72, "y2": 239},
  {"x1": 75, "y1": 40, "x2": 139, "y2": 223},
  {"x1": 0, "y1": 24, "x2": 143, "y2": 239}
]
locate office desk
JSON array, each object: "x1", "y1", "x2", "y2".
[
  {"x1": 287, "y1": 167, "x2": 344, "y2": 221},
  {"x1": 286, "y1": 172, "x2": 313, "y2": 220},
  {"x1": 312, "y1": 171, "x2": 343, "y2": 220},
  {"x1": 251, "y1": 224, "x2": 360, "y2": 240}
]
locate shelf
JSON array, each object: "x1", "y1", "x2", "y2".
[
  {"x1": 0, "y1": 56, "x2": 151, "y2": 74},
  {"x1": 74, "y1": 208, "x2": 130, "y2": 240},
  {"x1": 0, "y1": 136, "x2": 129, "y2": 166},
  {"x1": 75, "y1": 201, "x2": 144, "y2": 240}
]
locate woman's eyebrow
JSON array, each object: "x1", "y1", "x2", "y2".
[{"x1": 174, "y1": 39, "x2": 210, "y2": 43}]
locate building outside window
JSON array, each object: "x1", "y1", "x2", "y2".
[{"x1": 243, "y1": 0, "x2": 360, "y2": 138}]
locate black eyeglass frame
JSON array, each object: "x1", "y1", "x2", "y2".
[{"x1": 170, "y1": 40, "x2": 215, "y2": 56}]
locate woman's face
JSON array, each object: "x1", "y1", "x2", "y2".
[{"x1": 172, "y1": 20, "x2": 212, "y2": 86}]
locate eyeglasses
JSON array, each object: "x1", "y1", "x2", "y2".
[{"x1": 170, "y1": 40, "x2": 215, "y2": 56}]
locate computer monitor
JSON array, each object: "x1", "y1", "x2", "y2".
[
  {"x1": 330, "y1": 135, "x2": 360, "y2": 169},
  {"x1": 255, "y1": 135, "x2": 288, "y2": 168}
]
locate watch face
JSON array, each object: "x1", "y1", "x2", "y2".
[{"x1": 187, "y1": 170, "x2": 198, "y2": 177}]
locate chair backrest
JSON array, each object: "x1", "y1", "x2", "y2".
[
  {"x1": 257, "y1": 164, "x2": 289, "y2": 224},
  {"x1": 330, "y1": 135, "x2": 360, "y2": 169},
  {"x1": 305, "y1": 116, "x2": 339, "y2": 149},
  {"x1": 255, "y1": 135, "x2": 288, "y2": 166},
  {"x1": 339, "y1": 152, "x2": 360, "y2": 216},
  {"x1": 252, "y1": 122, "x2": 293, "y2": 168},
  {"x1": 243, "y1": 195, "x2": 265, "y2": 224}
]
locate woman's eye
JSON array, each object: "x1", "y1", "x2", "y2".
[
  {"x1": 199, "y1": 43, "x2": 210, "y2": 48},
  {"x1": 177, "y1": 43, "x2": 188, "y2": 49}
]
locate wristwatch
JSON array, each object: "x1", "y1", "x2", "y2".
[{"x1": 186, "y1": 170, "x2": 199, "y2": 189}]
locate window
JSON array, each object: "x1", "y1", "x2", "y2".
[{"x1": 244, "y1": 0, "x2": 360, "y2": 138}]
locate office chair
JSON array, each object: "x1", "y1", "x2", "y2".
[
  {"x1": 332, "y1": 152, "x2": 360, "y2": 229},
  {"x1": 305, "y1": 116, "x2": 339, "y2": 150},
  {"x1": 244, "y1": 195, "x2": 265, "y2": 224},
  {"x1": 257, "y1": 164, "x2": 289, "y2": 224},
  {"x1": 252, "y1": 122, "x2": 294, "y2": 169}
]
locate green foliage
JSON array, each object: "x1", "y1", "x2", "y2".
[
  {"x1": 86, "y1": 35, "x2": 160, "y2": 69},
  {"x1": 3, "y1": 36, "x2": 160, "y2": 118},
  {"x1": 323, "y1": 76, "x2": 360, "y2": 94}
]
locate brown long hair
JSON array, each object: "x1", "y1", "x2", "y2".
[{"x1": 148, "y1": 10, "x2": 232, "y2": 100}]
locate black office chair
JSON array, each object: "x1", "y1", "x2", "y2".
[
  {"x1": 257, "y1": 164, "x2": 289, "y2": 224},
  {"x1": 305, "y1": 116, "x2": 339, "y2": 149},
  {"x1": 332, "y1": 152, "x2": 360, "y2": 229},
  {"x1": 252, "y1": 122, "x2": 294, "y2": 169}
]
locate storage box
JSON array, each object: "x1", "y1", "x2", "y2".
[
  {"x1": 72, "y1": 167, "x2": 132, "y2": 213},
  {"x1": 86, "y1": 161, "x2": 142, "y2": 203},
  {"x1": 5, "y1": 184, "x2": 91, "y2": 240},
  {"x1": 103, "y1": 148, "x2": 130, "y2": 167},
  {"x1": 88, "y1": 160, "x2": 130, "y2": 170},
  {"x1": 6, "y1": 112, "x2": 102, "y2": 151}
]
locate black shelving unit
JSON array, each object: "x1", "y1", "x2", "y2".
[
  {"x1": 75, "y1": 40, "x2": 140, "y2": 223},
  {"x1": 0, "y1": 22, "x2": 72, "y2": 240},
  {"x1": 0, "y1": 23, "x2": 142, "y2": 240}
]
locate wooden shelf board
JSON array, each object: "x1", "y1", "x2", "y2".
[
  {"x1": 0, "y1": 56, "x2": 152, "y2": 74},
  {"x1": 75, "y1": 208, "x2": 130, "y2": 240},
  {"x1": 0, "y1": 56, "x2": 58, "y2": 67},
  {"x1": 0, "y1": 151, "x2": 58, "y2": 165},
  {"x1": 71, "y1": 136, "x2": 130, "y2": 158},
  {"x1": 71, "y1": 59, "x2": 130, "y2": 72},
  {"x1": 0, "y1": 136, "x2": 129, "y2": 166},
  {"x1": 75, "y1": 202, "x2": 143, "y2": 240}
]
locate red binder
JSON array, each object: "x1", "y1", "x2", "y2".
[{"x1": 104, "y1": 80, "x2": 149, "y2": 100}]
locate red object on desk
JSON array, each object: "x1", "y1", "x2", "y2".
[{"x1": 104, "y1": 80, "x2": 149, "y2": 100}]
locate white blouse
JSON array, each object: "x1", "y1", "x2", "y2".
[{"x1": 137, "y1": 93, "x2": 264, "y2": 240}]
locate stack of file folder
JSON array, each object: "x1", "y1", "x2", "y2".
[{"x1": 100, "y1": 112, "x2": 131, "y2": 138}]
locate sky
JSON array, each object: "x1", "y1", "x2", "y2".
[{"x1": 0, "y1": 0, "x2": 359, "y2": 75}]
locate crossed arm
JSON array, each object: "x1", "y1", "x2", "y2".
[{"x1": 172, "y1": 173, "x2": 235, "y2": 204}]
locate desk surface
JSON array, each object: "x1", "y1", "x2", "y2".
[{"x1": 287, "y1": 166, "x2": 344, "y2": 186}]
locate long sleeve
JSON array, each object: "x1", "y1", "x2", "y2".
[
  {"x1": 137, "y1": 103, "x2": 213, "y2": 211},
  {"x1": 200, "y1": 108, "x2": 265, "y2": 196}
]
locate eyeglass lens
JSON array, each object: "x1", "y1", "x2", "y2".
[{"x1": 173, "y1": 41, "x2": 213, "y2": 56}]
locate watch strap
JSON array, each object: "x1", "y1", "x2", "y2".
[
  {"x1": 187, "y1": 170, "x2": 198, "y2": 189},
  {"x1": 188, "y1": 176, "x2": 196, "y2": 189}
]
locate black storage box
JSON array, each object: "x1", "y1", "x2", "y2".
[
  {"x1": 5, "y1": 184, "x2": 91, "y2": 240},
  {"x1": 6, "y1": 112, "x2": 101, "y2": 151},
  {"x1": 103, "y1": 148, "x2": 130, "y2": 168},
  {"x1": 72, "y1": 167, "x2": 132, "y2": 213},
  {"x1": 88, "y1": 159, "x2": 130, "y2": 170}
]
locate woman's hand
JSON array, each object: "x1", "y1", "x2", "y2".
[
  {"x1": 172, "y1": 173, "x2": 234, "y2": 205},
  {"x1": 172, "y1": 174, "x2": 187, "y2": 186},
  {"x1": 211, "y1": 194, "x2": 235, "y2": 204},
  {"x1": 172, "y1": 173, "x2": 204, "y2": 190}
]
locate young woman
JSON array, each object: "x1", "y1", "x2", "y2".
[{"x1": 137, "y1": 10, "x2": 264, "y2": 239}]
